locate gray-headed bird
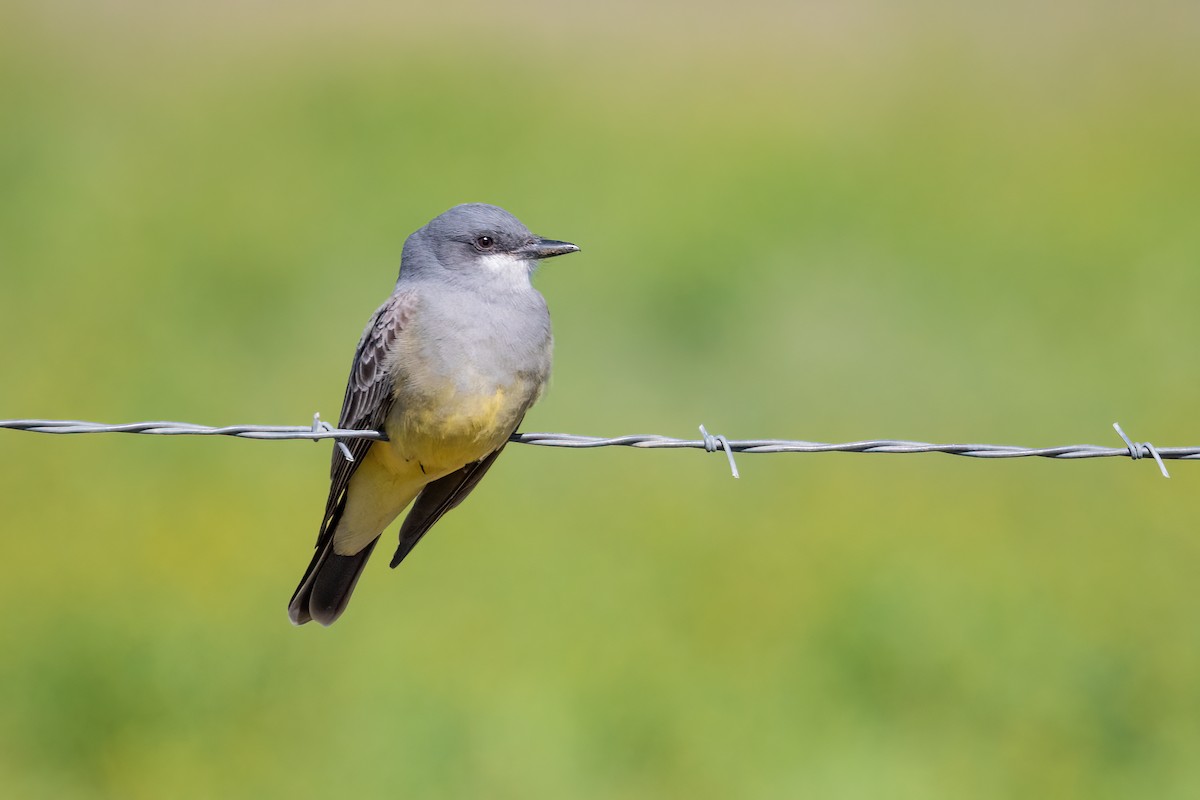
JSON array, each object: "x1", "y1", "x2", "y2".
[{"x1": 288, "y1": 204, "x2": 578, "y2": 626}]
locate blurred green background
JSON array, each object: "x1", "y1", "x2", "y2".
[{"x1": 2, "y1": 1, "x2": 1199, "y2": 797}]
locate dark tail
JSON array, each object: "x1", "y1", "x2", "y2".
[{"x1": 288, "y1": 535, "x2": 379, "y2": 626}]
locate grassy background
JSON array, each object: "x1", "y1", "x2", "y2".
[{"x1": 2, "y1": 1, "x2": 1199, "y2": 797}]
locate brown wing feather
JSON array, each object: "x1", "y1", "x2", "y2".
[{"x1": 315, "y1": 289, "x2": 417, "y2": 545}]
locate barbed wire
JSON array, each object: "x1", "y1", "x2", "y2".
[{"x1": 1, "y1": 415, "x2": 1191, "y2": 479}]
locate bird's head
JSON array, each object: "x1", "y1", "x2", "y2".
[{"x1": 402, "y1": 203, "x2": 579, "y2": 289}]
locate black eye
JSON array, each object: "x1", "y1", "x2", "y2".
[{"x1": 475, "y1": 235, "x2": 495, "y2": 250}]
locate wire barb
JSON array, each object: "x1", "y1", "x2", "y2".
[
  {"x1": 699, "y1": 424, "x2": 740, "y2": 479},
  {"x1": 313, "y1": 413, "x2": 355, "y2": 463},
  {"x1": 1112, "y1": 422, "x2": 1170, "y2": 478}
]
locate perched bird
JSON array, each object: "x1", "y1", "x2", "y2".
[{"x1": 288, "y1": 204, "x2": 579, "y2": 626}]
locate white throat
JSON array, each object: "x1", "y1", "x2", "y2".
[{"x1": 478, "y1": 253, "x2": 534, "y2": 291}]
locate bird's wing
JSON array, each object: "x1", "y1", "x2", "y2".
[
  {"x1": 387, "y1": 406, "x2": 534, "y2": 569},
  {"x1": 388, "y1": 444, "x2": 509, "y2": 568},
  {"x1": 316, "y1": 289, "x2": 417, "y2": 545}
]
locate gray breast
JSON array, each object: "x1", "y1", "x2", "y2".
[{"x1": 391, "y1": 284, "x2": 553, "y2": 406}]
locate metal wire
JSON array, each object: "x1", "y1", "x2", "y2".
[{"x1": 1, "y1": 415, "x2": 1193, "y2": 478}]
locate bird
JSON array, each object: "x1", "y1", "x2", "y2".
[{"x1": 288, "y1": 203, "x2": 579, "y2": 626}]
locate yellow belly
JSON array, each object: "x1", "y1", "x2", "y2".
[{"x1": 385, "y1": 382, "x2": 532, "y2": 476}]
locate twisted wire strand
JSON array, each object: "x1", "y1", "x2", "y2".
[
  {"x1": 0, "y1": 418, "x2": 385, "y2": 441},
  {"x1": 1, "y1": 417, "x2": 1194, "y2": 478}
]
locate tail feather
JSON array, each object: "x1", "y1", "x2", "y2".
[
  {"x1": 289, "y1": 492, "x2": 380, "y2": 627},
  {"x1": 288, "y1": 537, "x2": 379, "y2": 626}
]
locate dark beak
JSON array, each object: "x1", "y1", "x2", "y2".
[{"x1": 519, "y1": 237, "x2": 580, "y2": 260}]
